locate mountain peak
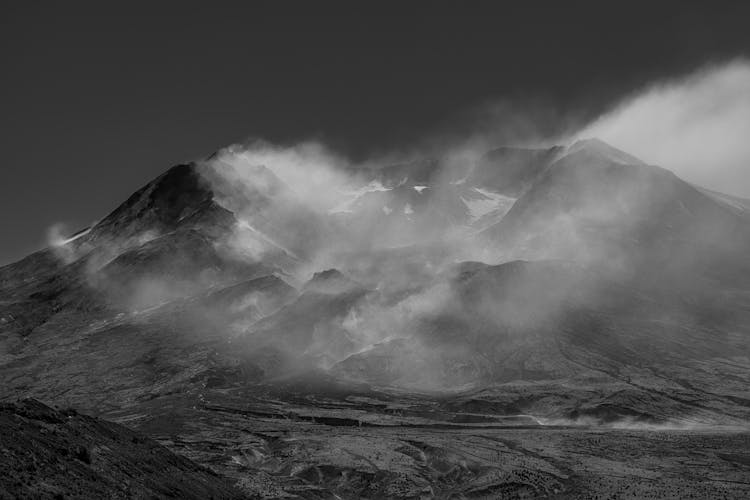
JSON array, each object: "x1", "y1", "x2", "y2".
[{"x1": 566, "y1": 138, "x2": 645, "y2": 166}]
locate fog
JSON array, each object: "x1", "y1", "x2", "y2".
[{"x1": 200, "y1": 140, "x2": 486, "y2": 286}]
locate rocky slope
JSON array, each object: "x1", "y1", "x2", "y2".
[{"x1": 0, "y1": 399, "x2": 245, "y2": 499}]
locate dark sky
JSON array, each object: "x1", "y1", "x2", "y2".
[{"x1": 2, "y1": 1, "x2": 750, "y2": 265}]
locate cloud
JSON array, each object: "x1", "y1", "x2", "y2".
[
  {"x1": 201, "y1": 140, "x2": 488, "y2": 284},
  {"x1": 206, "y1": 140, "x2": 361, "y2": 213},
  {"x1": 578, "y1": 60, "x2": 750, "y2": 197},
  {"x1": 46, "y1": 223, "x2": 84, "y2": 264}
]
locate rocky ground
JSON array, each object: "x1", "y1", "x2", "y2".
[
  {"x1": 101, "y1": 384, "x2": 750, "y2": 499},
  {"x1": 4, "y1": 390, "x2": 749, "y2": 499}
]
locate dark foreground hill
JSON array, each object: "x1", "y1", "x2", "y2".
[{"x1": 0, "y1": 399, "x2": 245, "y2": 499}]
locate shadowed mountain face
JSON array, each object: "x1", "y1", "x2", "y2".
[
  {"x1": 87, "y1": 163, "x2": 232, "y2": 243},
  {"x1": 2, "y1": 139, "x2": 750, "y2": 497}
]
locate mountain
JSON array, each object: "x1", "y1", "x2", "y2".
[
  {"x1": 3, "y1": 138, "x2": 750, "y2": 408},
  {"x1": 2, "y1": 138, "x2": 750, "y2": 498}
]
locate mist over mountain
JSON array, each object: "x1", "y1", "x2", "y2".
[{"x1": 3, "y1": 135, "x2": 750, "y2": 498}]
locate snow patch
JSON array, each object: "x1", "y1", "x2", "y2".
[
  {"x1": 329, "y1": 181, "x2": 392, "y2": 214},
  {"x1": 462, "y1": 188, "x2": 516, "y2": 222}
]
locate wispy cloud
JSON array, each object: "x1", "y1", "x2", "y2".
[{"x1": 578, "y1": 60, "x2": 750, "y2": 197}]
